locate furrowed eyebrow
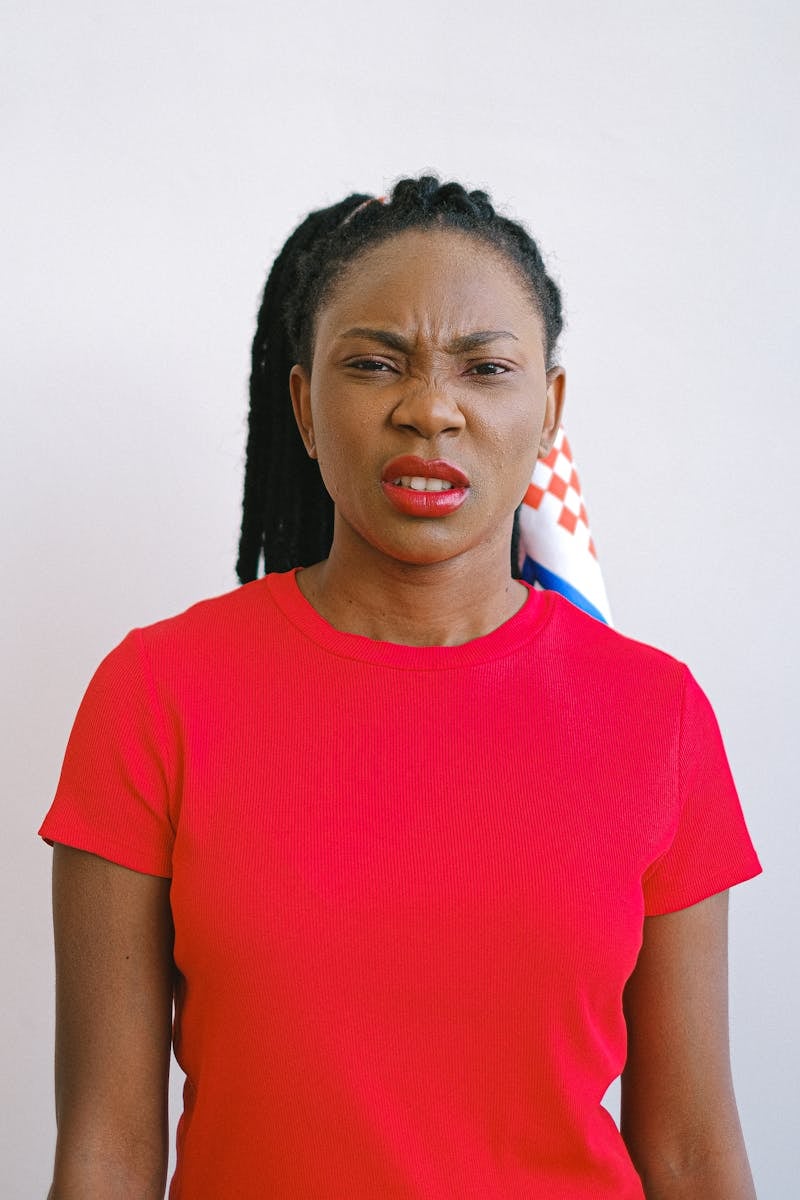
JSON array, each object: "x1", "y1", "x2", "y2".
[
  {"x1": 337, "y1": 328, "x2": 519, "y2": 354},
  {"x1": 338, "y1": 328, "x2": 413, "y2": 352},
  {"x1": 447, "y1": 330, "x2": 519, "y2": 353}
]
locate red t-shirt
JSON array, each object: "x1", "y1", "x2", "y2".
[{"x1": 40, "y1": 570, "x2": 761, "y2": 1198}]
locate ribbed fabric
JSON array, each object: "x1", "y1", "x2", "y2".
[{"x1": 39, "y1": 569, "x2": 761, "y2": 1199}]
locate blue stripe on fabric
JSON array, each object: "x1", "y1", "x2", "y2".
[{"x1": 520, "y1": 556, "x2": 609, "y2": 624}]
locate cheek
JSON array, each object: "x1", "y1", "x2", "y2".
[
  {"x1": 312, "y1": 430, "x2": 349, "y2": 500},
  {"x1": 309, "y1": 397, "x2": 374, "y2": 503},
  {"x1": 473, "y1": 396, "x2": 545, "y2": 485}
]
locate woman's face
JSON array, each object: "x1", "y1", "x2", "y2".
[{"x1": 290, "y1": 228, "x2": 565, "y2": 571}]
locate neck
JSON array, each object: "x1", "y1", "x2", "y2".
[{"x1": 294, "y1": 526, "x2": 527, "y2": 647}]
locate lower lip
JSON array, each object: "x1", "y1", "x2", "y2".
[{"x1": 381, "y1": 482, "x2": 468, "y2": 517}]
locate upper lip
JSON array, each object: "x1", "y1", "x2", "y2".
[{"x1": 381, "y1": 456, "x2": 470, "y2": 487}]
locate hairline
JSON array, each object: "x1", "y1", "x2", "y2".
[{"x1": 301, "y1": 222, "x2": 551, "y2": 373}]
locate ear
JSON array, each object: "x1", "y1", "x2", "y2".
[
  {"x1": 289, "y1": 364, "x2": 317, "y2": 459},
  {"x1": 537, "y1": 367, "x2": 566, "y2": 459}
]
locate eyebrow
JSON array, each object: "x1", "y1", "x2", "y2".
[{"x1": 337, "y1": 327, "x2": 519, "y2": 354}]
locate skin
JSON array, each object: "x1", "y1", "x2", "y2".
[
  {"x1": 49, "y1": 846, "x2": 173, "y2": 1198},
  {"x1": 621, "y1": 892, "x2": 756, "y2": 1198},
  {"x1": 48, "y1": 227, "x2": 756, "y2": 1198}
]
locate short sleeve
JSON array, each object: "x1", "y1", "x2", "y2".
[
  {"x1": 642, "y1": 667, "x2": 762, "y2": 915},
  {"x1": 39, "y1": 629, "x2": 175, "y2": 877}
]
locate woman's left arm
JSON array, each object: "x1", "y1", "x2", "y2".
[{"x1": 620, "y1": 890, "x2": 757, "y2": 1199}]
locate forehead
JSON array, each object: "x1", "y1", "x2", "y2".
[{"x1": 318, "y1": 227, "x2": 543, "y2": 341}]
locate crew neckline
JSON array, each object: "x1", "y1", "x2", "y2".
[{"x1": 265, "y1": 567, "x2": 554, "y2": 670}]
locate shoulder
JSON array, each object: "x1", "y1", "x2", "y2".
[
  {"x1": 145, "y1": 575, "x2": 273, "y2": 632},
  {"x1": 83, "y1": 576, "x2": 286, "y2": 698},
  {"x1": 133, "y1": 575, "x2": 278, "y2": 658},
  {"x1": 545, "y1": 592, "x2": 688, "y2": 693}
]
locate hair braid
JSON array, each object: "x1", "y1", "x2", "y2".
[{"x1": 236, "y1": 194, "x2": 372, "y2": 582}]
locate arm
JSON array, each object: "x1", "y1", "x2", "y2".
[
  {"x1": 48, "y1": 844, "x2": 174, "y2": 1199},
  {"x1": 620, "y1": 890, "x2": 756, "y2": 1199}
]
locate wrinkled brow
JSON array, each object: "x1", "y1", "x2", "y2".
[{"x1": 338, "y1": 327, "x2": 519, "y2": 354}]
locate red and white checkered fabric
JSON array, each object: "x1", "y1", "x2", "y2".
[
  {"x1": 523, "y1": 431, "x2": 597, "y2": 558},
  {"x1": 518, "y1": 427, "x2": 612, "y2": 624}
]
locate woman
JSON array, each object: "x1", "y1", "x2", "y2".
[{"x1": 41, "y1": 176, "x2": 761, "y2": 1198}]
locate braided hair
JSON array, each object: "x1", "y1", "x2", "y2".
[{"x1": 236, "y1": 175, "x2": 564, "y2": 583}]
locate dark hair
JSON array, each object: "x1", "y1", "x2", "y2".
[{"x1": 236, "y1": 175, "x2": 563, "y2": 583}]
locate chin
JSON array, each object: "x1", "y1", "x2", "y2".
[{"x1": 369, "y1": 527, "x2": 499, "y2": 570}]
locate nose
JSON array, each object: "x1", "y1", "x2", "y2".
[{"x1": 390, "y1": 378, "x2": 466, "y2": 439}]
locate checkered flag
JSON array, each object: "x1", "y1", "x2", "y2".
[{"x1": 518, "y1": 428, "x2": 612, "y2": 624}]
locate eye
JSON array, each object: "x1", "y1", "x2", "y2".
[
  {"x1": 347, "y1": 357, "x2": 395, "y2": 372},
  {"x1": 467, "y1": 361, "x2": 510, "y2": 376}
]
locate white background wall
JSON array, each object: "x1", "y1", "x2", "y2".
[{"x1": 3, "y1": 1, "x2": 798, "y2": 1195}]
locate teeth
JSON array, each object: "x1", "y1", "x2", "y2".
[{"x1": 393, "y1": 476, "x2": 454, "y2": 492}]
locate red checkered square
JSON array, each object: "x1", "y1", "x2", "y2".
[
  {"x1": 548, "y1": 473, "x2": 568, "y2": 501},
  {"x1": 524, "y1": 483, "x2": 545, "y2": 508}
]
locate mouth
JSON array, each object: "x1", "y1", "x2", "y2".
[
  {"x1": 380, "y1": 456, "x2": 470, "y2": 517},
  {"x1": 389, "y1": 475, "x2": 456, "y2": 492},
  {"x1": 381, "y1": 456, "x2": 470, "y2": 487}
]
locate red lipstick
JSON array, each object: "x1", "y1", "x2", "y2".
[{"x1": 380, "y1": 456, "x2": 470, "y2": 518}]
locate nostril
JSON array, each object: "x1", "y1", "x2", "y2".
[{"x1": 391, "y1": 389, "x2": 466, "y2": 435}]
